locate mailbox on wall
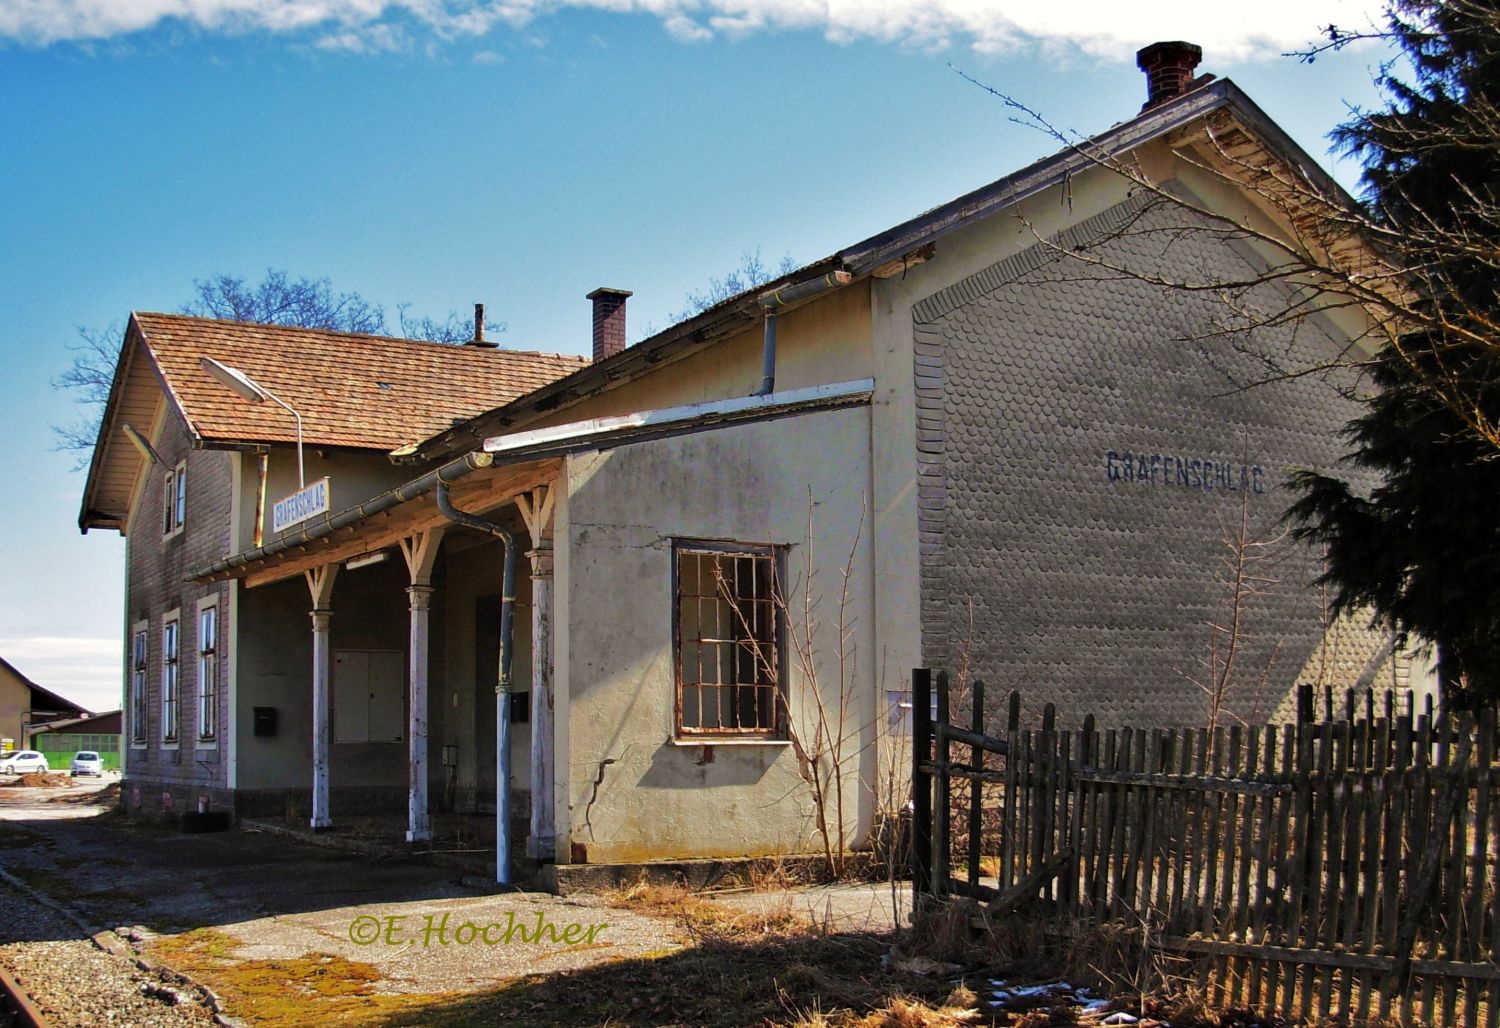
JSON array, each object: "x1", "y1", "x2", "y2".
[{"x1": 253, "y1": 707, "x2": 277, "y2": 737}]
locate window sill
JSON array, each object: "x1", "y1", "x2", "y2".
[
  {"x1": 668, "y1": 737, "x2": 792, "y2": 748},
  {"x1": 161, "y1": 741, "x2": 180, "y2": 750}
]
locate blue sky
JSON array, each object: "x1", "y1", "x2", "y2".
[{"x1": 0, "y1": 1, "x2": 1396, "y2": 711}]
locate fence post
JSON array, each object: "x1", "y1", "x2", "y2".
[
  {"x1": 968, "y1": 679, "x2": 986, "y2": 890},
  {"x1": 933, "y1": 670, "x2": 952, "y2": 898},
  {"x1": 1296, "y1": 683, "x2": 1313, "y2": 752},
  {"x1": 911, "y1": 668, "x2": 933, "y2": 897}
]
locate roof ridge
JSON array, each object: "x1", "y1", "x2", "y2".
[{"x1": 132, "y1": 311, "x2": 588, "y2": 364}]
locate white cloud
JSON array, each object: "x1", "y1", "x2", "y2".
[
  {"x1": 1, "y1": 636, "x2": 121, "y2": 714},
  {"x1": 0, "y1": 0, "x2": 1384, "y2": 60}
]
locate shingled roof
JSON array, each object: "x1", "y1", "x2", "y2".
[
  {"x1": 79, "y1": 313, "x2": 588, "y2": 532},
  {"x1": 135, "y1": 312, "x2": 588, "y2": 450}
]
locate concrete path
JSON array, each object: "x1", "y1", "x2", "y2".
[
  {"x1": 0, "y1": 784, "x2": 684, "y2": 1003},
  {"x1": 0, "y1": 782, "x2": 916, "y2": 1025}
]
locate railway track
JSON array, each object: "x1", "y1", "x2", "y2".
[{"x1": 0, "y1": 964, "x2": 49, "y2": 1028}]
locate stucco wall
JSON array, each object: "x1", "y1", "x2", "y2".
[
  {"x1": 234, "y1": 556, "x2": 416, "y2": 798},
  {"x1": 0, "y1": 667, "x2": 29, "y2": 748},
  {"x1": 556, "y1": 403, "x2": 875, "y2": 863},
  {"x1": 526, "y1": 284, "x2": 872, "y2": 432},
  {"x1": 235, "y1": 448, "x2": 418, "y2": 553}
]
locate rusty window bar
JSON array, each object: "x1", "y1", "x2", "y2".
[{"x1": 673, "y1": 541, "x2": 784, "y2": 737}]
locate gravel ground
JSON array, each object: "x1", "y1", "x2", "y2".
[{"x1": 0, "y1": 880, "x2": 216, "y2": 1028}]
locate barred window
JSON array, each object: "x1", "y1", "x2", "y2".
[
  {"x1": 162, "y1": 617, "x2": 179, "y2": 743},
  {"x1": 674, "y1": 542, "x2": 784, "y2": 737},
  {"x1": 197, "y1": 604, "x2": 218, "y2": 741},
  {"x1": 130, "y1": 627, "x2": 147, "y2": 744}
]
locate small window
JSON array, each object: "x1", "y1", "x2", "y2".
[
  {"x1": 163, "y1": 462, "x2": 186, "y2": 538},
  {"x1": 162, "y1": 616, "x2": 179, "y2": 743},
  {"x1": 197, "y1": 603, "x2": 218, "y2": 741},
  {"x1": 130, "y1": 626, "x2": 148, "y2": 744},
  {"x1": 674, "y1": 542, "x2": 785, "y2": 737}
]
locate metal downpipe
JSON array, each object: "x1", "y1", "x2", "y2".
[
  {"x1": 756, "y1": 311, "x2": 778, "y2": 396},
  {"x1": 754, "y1": 270, "x2": 852, "y2": 396},
  {"x1": 435, "y1": 481, "x2": 517, "y2": 886}
]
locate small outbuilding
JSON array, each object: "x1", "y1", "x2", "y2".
[
  {"x1": 29, "y1": 711, "x2": 123, "y2": 770},
  {"x1": 0, "y1": 656, "x2": 89, "y2": 752}
]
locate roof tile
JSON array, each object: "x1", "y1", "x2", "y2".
[{"x1": 135, "y1": 312, "x2": 589, "y2": 451}]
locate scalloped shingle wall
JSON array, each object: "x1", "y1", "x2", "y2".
[{"x1": 913, "y1": 195, "x2": 1392, "y2": 727}]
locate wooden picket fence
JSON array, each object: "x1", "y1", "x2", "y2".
[{"x1": 909, "y1": 669, "x2": 1500, "y2": 1027}]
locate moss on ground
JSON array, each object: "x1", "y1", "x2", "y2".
[{"x1": 149, "y1": 928, "x2": 467, "y2": 1026}]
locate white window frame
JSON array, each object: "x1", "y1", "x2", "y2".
[
  {"x1": 161, "y1": 610, "x2": 180, "y2": 747},
  {"x1": 196, "y1": 598, "x2": 219, "y2": 745},
  {"x1": 163, "y1": 461, "x2": 186, "y2": 540},
  {"x1": 130, "y1": 620, "x2": 149, "y2": 748}
]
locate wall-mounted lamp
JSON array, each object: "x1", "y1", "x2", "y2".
[
  {"x1": 345, "y1": 551, "x2": 390, "y2": 571},
  {"x1": 120, "y1": 423, "x2": 162, "y2": 465},
  {"x1": 199, "y1": 357, "x2": 306, "y2": 488}
]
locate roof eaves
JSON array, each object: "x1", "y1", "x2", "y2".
[
  {"x1": 0, "y1": 655, "x2": 40, "y2": 691},
  {"x1": 0, "y1": 656, "x2": 90, "y2": 716},
  {"x1": 196, "y1": 379, "x2": 874, "y2": 584},
  {"x1": 401, "y1": 79, "x2": 1350, "y2": 469},
  {"x1": 395, "y1": 255, "x2": 846, "y2": 465},
  {"x1": 78, "y1": 314, "x2": 206, "y2": 533},
  {"x1": 837, "y1": 81, "x2": 1245, "y2": 274}
]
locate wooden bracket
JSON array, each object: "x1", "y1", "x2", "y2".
[
  {"x1": 399, "y1": 526, "x2": 447, "y2": 586},
  {"x1": 514, "y1": 484, "x2": 556, "y2": 545},
  {"x1": 305, "y1": 562, "x2": 338, "y2": 608}
]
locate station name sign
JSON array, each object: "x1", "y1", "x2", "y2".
[
  {"x1": 273, "y1": 477, "x2": 332, "y2": 533},
  {"x1": 1105, "y1": 451, "x2": 1267, "y2": 495}
]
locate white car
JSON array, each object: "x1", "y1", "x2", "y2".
[
  {"x1": 0, "y1": 751, "x2": 49, "y2": 775},
  {"x1": 70, "y1": 751, "x2": 104, "y2": 777}
]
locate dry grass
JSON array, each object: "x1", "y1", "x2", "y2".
[{"x1": 602, "y1": 879, "x2": 809, "y2": 940}]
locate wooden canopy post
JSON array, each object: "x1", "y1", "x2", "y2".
[
  {"x1": 306, "y1": 563, "x2": 338, "y2": 831},
  {"x1": 516, "y1": 484, "x2": 556, "y2": 861},
  {"x1": 400, "y1": 527, "x2": 446, "y2": 844}
]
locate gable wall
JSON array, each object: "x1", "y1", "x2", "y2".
[
  {"x1": 0, "y1": 666, "x2": 30, "y2": 748},
  {"x1": 901, "y1": 168, "x2": 1405, "y2": 728},
  {"x1": 866, "y1": 158, "x2": 1151, "y2": 712}
]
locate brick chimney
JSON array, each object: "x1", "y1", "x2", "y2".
[
  {"x1": 587, "y1": 287, "x2": 632, "y2": 363},
  {"x1": 1136, "y1": 41, "x2": 1203, "y2": 111}
]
